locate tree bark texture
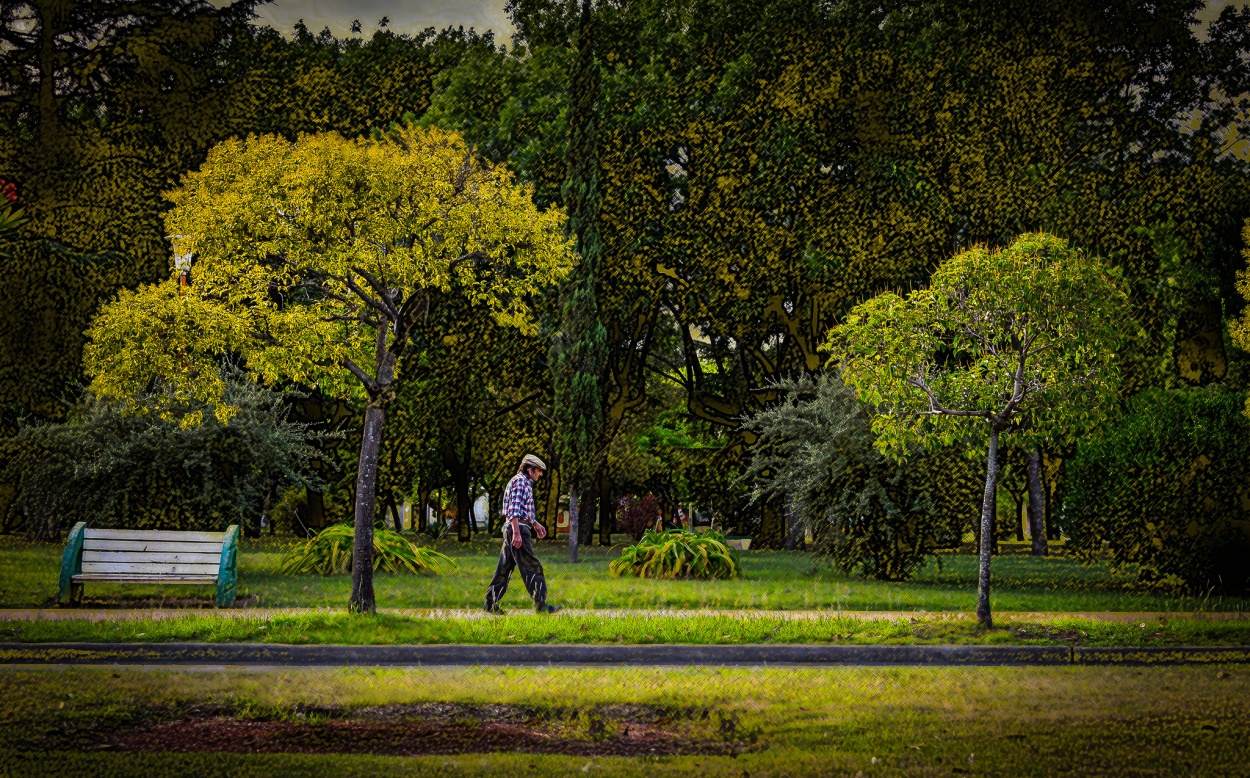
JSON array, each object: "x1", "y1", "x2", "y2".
[
  {"x1": 417, "y1": 487, "x2": 430, "y2": 532},
  {"x1": 1027, "y1": 448, "x2": 1049, "y2": 555},
  {"x1": 976, "y1": 426, "x2": 1000, "y2": 628},
  {"x1": 350, "y1": 403, "x2": 385, "y2": 614},
  {"x1": 598, "y1": 470, "x2": 613, "y2": 545},
  {"x1": 1009, "y1": 485, "x2": 1026, "y2": 542},
  {"x1": 452, "y1": 461, "x2": 472, "y2": 542},
  {"x1": 784, "y1": 503, "x2": 805, "y2": 550},
  {"x1": 389, "y1": 496, "x2": 402, "y2": 532},
  {"x1": 568, "y1": 486, "x2": 580, "y2": 563},
  {"x1": 757, "y1": 499, "x2": 786, "y2": 549},
  {"x1": 294, "y1": 489, "x2": 320, "y2": 533},
  {"x1": 579, "y1": 478, "x2": 597, "y2": 547},
  {"x1": 1045, "y1": 454, "x2": 1059, "y2": 540}
]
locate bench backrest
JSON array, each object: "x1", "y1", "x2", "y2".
[{"x1": 81, "y1": 528, "x2": 227, "y2": 577}]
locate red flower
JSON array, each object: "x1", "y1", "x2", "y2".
[{"x1": 1, "y1": 180, "x2": 14, "y2": 203}]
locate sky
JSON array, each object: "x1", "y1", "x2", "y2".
[
  {"x1": 237, "y1": 0, "x2": 516, "y2": 42},
  {"x1": 228, "y1": 0, "x2": 1243, "y2": 42}
]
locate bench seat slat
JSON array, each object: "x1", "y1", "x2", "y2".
[
  {"x1": 81, "y1": 562, "x2": 221, "y2": 576},
  {"x1": 83, "y1": 551, "x2": 221, "y2": 565},
  {"x1": 72, "y1": 573, "x2": 218, "y2": 584},
  {"x1": 84, "y1": 529, "x2": 227, "y2": 543},
  {"x1": 83, "y1": 539, "x2": 226, "y2": 554}
]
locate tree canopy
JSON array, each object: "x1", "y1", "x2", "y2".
[
  {"x1": 828, "y1": 233, "x2": 1132, "y2": 626},
  {"x1": 83, "y1": 124, "x2": 574, "y2": 611}
]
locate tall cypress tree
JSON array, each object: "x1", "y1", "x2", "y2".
[{"x1": 551, "y1": 0, "x2": 607, "y2": 563}]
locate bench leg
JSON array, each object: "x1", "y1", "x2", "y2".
[
  {"x1": 215, "y1": 579, "x2": 236, "y2": 608},
  {"x1": 69, "y1": 582, "x2": 83, "y2": 607}
]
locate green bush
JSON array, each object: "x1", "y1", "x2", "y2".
[
  {"x1": 609, "y1": 528, "x2": 741, "y2": 579},
  {"x1": 280, "y1": 524, "x2": 456, "y2": 575},
  {"x1": 743, "y1": 374, "x2": 976, "y2": 580},
  {"x1": 1062, "y1": 388, "x2": 1250, "y2": 594},
  {"x1": 0, "y1": 366, "x2": 322, "y2": 539}
]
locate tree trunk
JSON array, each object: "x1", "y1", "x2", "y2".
[
  {"x1": 489, "y1": 487, "x2": 503, "y2": 535},
  {"x1": 989, "y1": 448, "x2": 1001, "y2": 555},
  {"x1": 1013, "y1": 488, "x2": 1026, "y2": 542},
  {"x1": 1044, "y1": 454, "x2": 1059, "y2": 541},
  {"x1": 388, "y1": 494, "x2": 402, "y2": 532},
  {"x1": 36, "y1": 2, "x2": 63, "y2": 161},
  {"x1": 784, "y1": 503, "x2": 805, "y2": 550},
  {"x1": 452, "y1": 465, "x2": 472, "y2": 543},
  {"x1": 598, "y1": 469, "x2": 613, "y2": 545},
  {"x1": 568, "y1": 485, "x2": 580, "y2": 563},
  {"x1": 976, "y1": 426, "x2": 1000, "y2": 628},
  {"x1": 1026, "y1": 449, "x2": 1048, "y2": 555},
  {"x1": 301, "y1": 489, "x2": 326, "y2": 532},
  {"x1": 417, "y1": 487, "x2": 430, "y2": 532},
  {"x1": 350, "y1": 403, "x2": 385, "y2": 614},
  {"x1": 579, "y1": 477, "x2": 597, "y2": 547},
  {"x1": 757, "y1": 499, "x2": 785, "y2": 549}
]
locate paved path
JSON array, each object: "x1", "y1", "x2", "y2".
[
  {"x1": 0, "y1": 607, "x2": 1245, "y2": 623},
  {"x1": 1, "y1": 642, "x2": 1248, "y2": 667}
]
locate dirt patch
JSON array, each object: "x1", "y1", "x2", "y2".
[
  {"x1": 108, "y1": 717, "x2": 745, "y2": 757},
  {"x1": 97, "y1": 703, "x2": 759, "y2": 757}
]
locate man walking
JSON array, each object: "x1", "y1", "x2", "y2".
[{"x1": 484, "y1": 454, "x2": 561, "y2": 614}]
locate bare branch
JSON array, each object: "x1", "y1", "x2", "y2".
[
  {"x1": 907, "y1": 367, "x2": 991, "y2": 420},
  {"x1": 351, "y1": 265, "x2": 400, "y2": 320},
  {"x1": 447, "y1": 250, "x2": 490, "y2": 274},
  {"x1": 342, "y1": 357, "x2": 380, "y2": 395},
  {"x1": 914, "y1": 408, "x2": 991, "y2": 418}
]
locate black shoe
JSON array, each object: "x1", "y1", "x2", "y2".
[
  {"x1": 538, "y1": 604, "x2": 562, "y2": 614},
  {"x1": 485, "y1": 606, "x2": 505, "y2": 615}
]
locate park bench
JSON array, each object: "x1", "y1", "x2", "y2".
[{"x1": 58, "y1": 522, "x2": 239, "y2": 607}]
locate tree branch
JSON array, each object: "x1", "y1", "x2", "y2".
[
  {"x1": 906, "y1": 367, "x2": 991, "y2": 419},
  {"x1": 351, "y1": 265, "x2": 400, "y2": 320},
  {"x1": 447, "y1": 250, "x2": 490, "y2": 274},
  {"x1": 342, "y1": 358, "x2": 380, "y2": 395},
  {"x1": 343, "y1": 273, "x2": 396, "y2": 322}
]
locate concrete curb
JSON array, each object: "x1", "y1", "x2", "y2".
[
  {"x1": 1073, "y1": 646, "x2": 1250, "y2": 664},
  {"x1": 1, "y1": 642, "x2": 1248, "y2": 667}
]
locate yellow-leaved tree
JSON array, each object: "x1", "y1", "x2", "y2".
[{"x1": 84, "y1": 125, "x2": 575, "y2": 613}]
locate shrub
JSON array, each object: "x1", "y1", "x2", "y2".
[
  {"x1": 609, "y1": 528, "x2": 741, "y2": 579},
  {"x1": 280, "y1": 524, "x2": 456, "y2": 575},
  {"x1": 615, "y1": 493, "x2": 660, "y2": 541},
  {"x1": 1062, "y1": 388, "x2": 1250, "y2": 594},
  {"x1": 0, "y1": 366, "x2": 322, "y2": 539},
  {"x1": 742, "y1": 373, "x2": 975, "y2": 581}
]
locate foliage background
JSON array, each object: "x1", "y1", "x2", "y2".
[
  {"x1": 3, "y1": 0, "x2": 1250, "y2": 593},
  {"x1": 0, "y1": 367, "x2": 321, "y2": 539}
]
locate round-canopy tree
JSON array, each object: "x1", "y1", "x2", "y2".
[
  {"x1": 827, "y1": 233, "x2": 1130, "y2": 627},
  {"x1": 84, "y1": 124, "x2": 574, "y2": 613}
]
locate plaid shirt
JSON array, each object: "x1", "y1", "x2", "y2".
[{"x1": 502, "y1": 471, "x2": 538, "y2": 527}]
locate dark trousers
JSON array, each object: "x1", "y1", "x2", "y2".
[{"x1": 484, "y1": 523, "x2": 548, "y2": 611}]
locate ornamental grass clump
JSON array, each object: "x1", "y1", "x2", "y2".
[
  {"x1": 281, "y1": 524, "x2": 456, "y2": 576},
  {"x1": 609, "y1": 528, "x2": 742, "y2": 580}
]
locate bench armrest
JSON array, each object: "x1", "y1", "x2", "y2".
[
  {"x1": 216, "y1": 525, "x2": 239, "y2": 607},
  {"x1": 59, "y1": 522, "x2": 87, "y2": 604}
]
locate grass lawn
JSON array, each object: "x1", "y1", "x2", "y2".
[
  {"x1": 1, "y1": 664, "x2": 1247, "y2": 775},
  {"x1": 2, "y1": 535, "x2": 1247, "y2": 614},
  {"x1": 5, "y1": 611, "x2": 1250, "y2": 647}
]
